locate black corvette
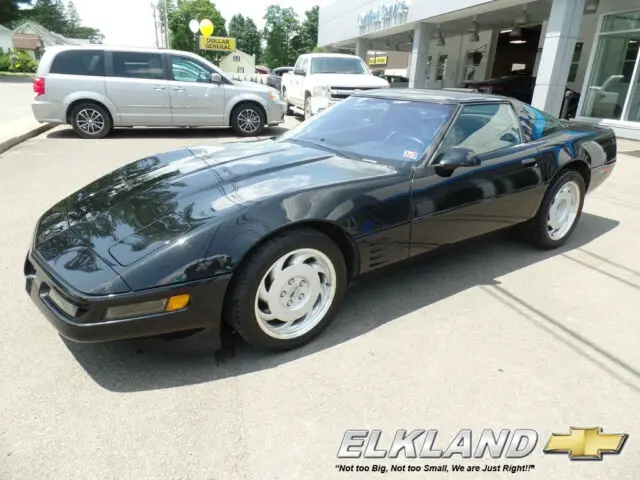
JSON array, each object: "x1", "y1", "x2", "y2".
[{"x1": 24, "y1": 89, "x2": 617, "y2": 351}]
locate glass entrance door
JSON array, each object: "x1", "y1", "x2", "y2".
[{"x1": 580, "y1": 10, "x2": 640, "y2": 121}]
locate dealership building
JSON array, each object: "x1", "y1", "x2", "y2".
[{"x1": 318, "y1": 0, "x2": 640, "y2": 140}]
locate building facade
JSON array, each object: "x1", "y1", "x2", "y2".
[
  {"x1": 318, "y1": 0, "x2": 640, "y2": 140},
  {"x1": 219, "y1": 50, "x2": 256, "y2": 74}
]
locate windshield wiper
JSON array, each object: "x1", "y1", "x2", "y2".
[{"x1": 287, "y1": 138, "x2": 357, "y2": 159}]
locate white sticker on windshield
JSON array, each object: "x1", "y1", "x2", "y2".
[{"x1": 403, "y1": 150, "x2": 418, "y2": 160}]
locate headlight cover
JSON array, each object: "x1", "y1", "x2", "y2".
[
  {"x1": 268, "y1": 89, "x2": 280, "y2": 101},
  {"x1": 312, "y1": 85, "x2": 331, "y2": 97}
]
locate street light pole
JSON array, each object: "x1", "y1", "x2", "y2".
[
  {"x1": 162, "y1": 0, "x2": 170, "y2": 48},
  {"x1": 151, "y1": 3, "x2": 159, "y2": 48}
]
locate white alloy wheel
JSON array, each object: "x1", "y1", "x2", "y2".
[
  {"x1": 547, "y1": 180, "x2": 581, "y2": 241},
  {"x1": 254, "y1": 248, "x2": 337, "y2": 340}
]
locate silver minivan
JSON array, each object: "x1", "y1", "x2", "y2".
[{"x1": 32, "y1": 45, "x2": 287, "y2": 138}]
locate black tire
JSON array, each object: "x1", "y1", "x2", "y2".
[
  {"x1": 230, "y1": 102, "x2": 266, "y2": 137},
  {"x1": 70, "y1": 102, "x2": 112, "y2": 139},
  {"x1": 304, "y1": 96, "x2": 312, "y2": 121},
  {"x1": 518, "y1": 169, "x2": 586, "y2": 250},
  {"x1": 282, "y1": 88, "x2": 293, "y2": 116},
  {"x1": 224, "y1": 228, "x2": 348, "y2": 351}
]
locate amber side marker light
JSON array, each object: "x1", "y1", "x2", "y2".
[
  {"x1": 104, "y1": 294, "x2": 191, "y2": 320},
  {"x1": 166, "y1": 294, "x2": 191, "y2": 312}
]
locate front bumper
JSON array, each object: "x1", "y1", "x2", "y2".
[
  {"x1": 309, "y1": 96, "x2": 340, "y2": 116},
  {"x1": 24, "y1": 251, "x2": 231, "y2": 346},
  {"x1": 266, "y1": 100, "x2": 286, "y2": 125}
]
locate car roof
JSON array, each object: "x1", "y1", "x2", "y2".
[
  {"x1": 43, "y1": 44, "x2": 203, "y2": 57},
  {"x1": 356, "y1": 88, "x2": 508, "y2": 104}
]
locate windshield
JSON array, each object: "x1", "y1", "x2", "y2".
[
  {"x1": 310, "y1": 57, "x2": 369, "y2": 75},
  {"x1": 277, "y1": 96, "x2": 456, "y2": 163}
]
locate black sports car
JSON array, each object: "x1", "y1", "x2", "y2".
[{"x1": 24, "y1": 89, "x2": 617, "y2": 351}]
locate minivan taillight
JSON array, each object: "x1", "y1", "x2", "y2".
[{"x1": 33, "y1": 77, "x2": 45, "y2": 96}]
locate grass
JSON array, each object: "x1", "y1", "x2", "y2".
[{"x1": 0, "y1": 71, "x2": 35, "y2": 77}]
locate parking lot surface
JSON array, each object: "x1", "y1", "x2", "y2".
[
  {"x1": 1, "y1": 123, "x2": 639, "y2": 480},
  {"x1": 0, "y1": 79, "x2": 35, "y2": 124}
]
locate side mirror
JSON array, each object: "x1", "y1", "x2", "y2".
[
  {"x1": 210, "y1": 73, "x2": 222, "y2": 84},
  {"x1": 293, "y1": 67, "x2": 306, "y2": 76},
  {"x1": 435, "y1": 147, "x2": 481, "y2": 177}
]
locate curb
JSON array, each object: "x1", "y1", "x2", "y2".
[{"x1": 0, "y1": 123, "x2": 55, "y2": 155}]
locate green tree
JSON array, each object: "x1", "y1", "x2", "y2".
[
  {"x1": 228, "y1": 14, "x2": 262, "y2": 61},
  {"x1": 26, "y1": 0, "x2": 69, "y2": 33},
  {"x1": 75, "y1": 26, "x2": 105, "y2": 43},
  {"x1": 0, "y1": 0, "x2": 31, "y2": 27},
  {"x1": 298, "y1": 6, "x2": 319, "y2": 54},
  {"x1": 63, "y1": 0, "x2": 81, "y2": 36},
  {"x1": 168, "y1": 0, "x2": 227, "y2": 63},
  {"x1": 262, "y1": 5, "x2": 299, "y2": 69}
]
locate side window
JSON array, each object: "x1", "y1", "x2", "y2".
[
  {"x1": 170, "y1": 56, "x2": 211, "y2": 83},
  {"x1": 299, "y1": 56, "x2": 308, "y2": 72},
  {"x1": 50, "y1": 50, "x2": 105, "y2": 76},
  {"x1": 439, "y1": 103, "x2": 522, "y2": 156},
  {"x1": 111, "y1": 51, "x2": 164, "y2": 80},
  {"x1": 522, "y1": 104, "x2": 564, "y2": 140}
]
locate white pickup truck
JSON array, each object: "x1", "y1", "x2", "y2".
[{"x1": 281, "y1": 53, "x2": 390, "y2": 120}]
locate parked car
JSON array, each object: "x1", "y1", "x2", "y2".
[
  {"x1": 25, "y1": 89, "x2": 616, "y2": 352},
  {"x1": 280, "y1": 53, "x2": 389, "y2": 119},
  {"x1": 267, "y1": 66, "x2": 293, "y2": 91},
  {"x1": 380, "y1": 74, "x2": 409, "y2": 88},
  {"x1": 31, "y1": 45, "x2": 286, "y2": 138},
  {"x1": 461, "y1": 73, "x2": 580, "y2": 119}
]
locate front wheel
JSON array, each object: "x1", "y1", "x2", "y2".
[
  {"x1": 230, "y1": 103, "x2": 266, "y2": 137},
  {"x1": 519, "y1": 169, "x2": 586, "y2": 249},
  {"x1": 224, "y1": 229, "x2": 347, "y2": 351},
  {"x1": 304, "y1": 96, "x2": 312, "y2": 121}
]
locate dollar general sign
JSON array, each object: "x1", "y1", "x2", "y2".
[{"x1": 200, "y1": 36, "x2": 237, "y2": 52}]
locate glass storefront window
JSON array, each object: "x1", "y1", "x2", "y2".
[
  {"x1": 581, "y1": 10, "x2": 640, "y2": 120},
  {"x1": 601, "y1": 11, "x2": 640, "y2": 33}
]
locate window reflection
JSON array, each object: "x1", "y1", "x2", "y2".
[{"x1": 581, "y1": 10, "x2": 640, "y2": 121}]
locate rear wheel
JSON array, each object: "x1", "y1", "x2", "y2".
[
  {"x1": 225, "y1": 228, "x2": 347, "y2": 351},
  {"x1": 70, "y1": 102, "x2": 112, "y2": 139},
  {"x1": 519, "y1": 169, "x2": 585, "y2": 249},
  {"x1": 230, "y1": 103, "x2": 266, "y2": 136}
]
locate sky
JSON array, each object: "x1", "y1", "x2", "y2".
[{"x1": 72, "y1": 0, "x2": 331, "y2": 48}]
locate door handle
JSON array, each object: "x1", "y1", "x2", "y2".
[
  {"x1": 152, "y1": 85, "x2": 166, "y2": 90},
  {"x1": 521, "y1": 158, "x2": 538, "y2": 166},
  {"x1": 172, "y1": 87, "x2": 185, "y2": 92}
]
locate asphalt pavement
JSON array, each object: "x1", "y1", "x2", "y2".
[
  {"x1": 0, "y1": 78, "x2": 35, "y2": 124},
  {"x1": 1, "y1": 123, "x2": 639, "y2": 480}
]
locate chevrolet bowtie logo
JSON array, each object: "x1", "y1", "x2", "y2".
[{"x1": 544, "y1": 427, "x2": 628, "y2": 460}]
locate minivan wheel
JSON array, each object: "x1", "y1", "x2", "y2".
[
  {"x1": 70, "y1": 102, "x2": 112, "y2": 139},
  {"x1": 231, "y1": 103, "x2": 265, "y2": 137}
]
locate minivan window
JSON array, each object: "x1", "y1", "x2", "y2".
[
  {"x1": 170, "y1": 56, "x2": 211, "y2": 83},
  {"x1": 111, "y1": 52, "x2": 164, "y2": 80},
  {"x1": 50, "y1": 50, "x2": 105, "y2": 76}
]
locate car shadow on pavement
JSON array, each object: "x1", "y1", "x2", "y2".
[
  {"x1": 63, "y1": 213, "x2": 625, "y2": 393},
  {"x1": 45, "y1": 126, "x2": 290, "y2": 140}
]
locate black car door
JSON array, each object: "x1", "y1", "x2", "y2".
[{"x1": 409, "y1": 102, "x2": 543, "y2": 256}]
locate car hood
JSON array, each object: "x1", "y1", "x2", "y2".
[
  {"x1": 310, "y1": 73, "x2": 389, "y2": 88},
  {"x1": 233, "y1": 80, "x2": 273, "y2": 92},
  {"x1": 33, "y1": 141, "x2": 397, "y2": 292}
]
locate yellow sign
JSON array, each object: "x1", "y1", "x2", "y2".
[
  {"x1": 199, "y1": 19, "x2": 214, "y2": 38},
  {"x1": 368, "y1": 56, "x2": 388, "y2": 65},
  {"x1": 543, "y1": 427, "x2": 627, "y2": 460},
  {"x1": 200, "y1": 36, "x2": 237, "y2": 52}
]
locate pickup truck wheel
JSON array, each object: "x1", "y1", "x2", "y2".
[
  {"x1": 282, "y1": 88, "x2": 293, "y2": 116},
  {"x1": 231, "y1": 103, "x2": 265, "y2": 137},
  {"x1": 304, "y1": 97, "x2": 312, "y2": 121}
]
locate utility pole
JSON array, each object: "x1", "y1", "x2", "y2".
[
  {"x1": 163, "y1": 0, "x2": 170, "y2": 49},
  {"x1": 151, "y1": 2, "x2": 159, "y2": 48}
]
